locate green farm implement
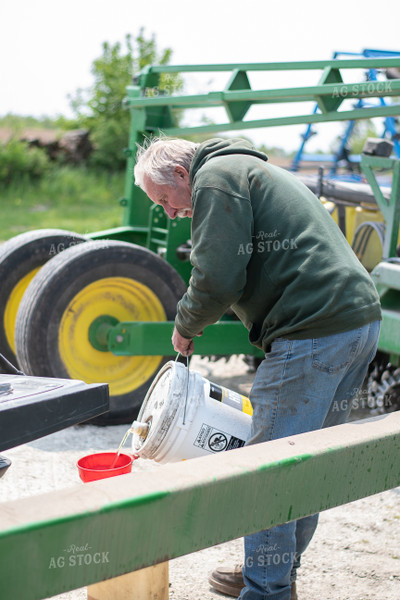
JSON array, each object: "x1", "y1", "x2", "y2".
[{"x1": 1, "y1": 53, "x2": 400, "y2": 423}]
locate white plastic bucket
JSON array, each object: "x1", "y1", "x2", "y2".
[{"x1": 131, "y1": 360, "x2": 252, "y2": 464}]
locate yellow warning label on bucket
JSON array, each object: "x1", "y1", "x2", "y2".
[
  {"x1": 209, "y1": 382, "x2": 253, "y2": 416},
  {"x1": 242, "y1": 396, "x2": 253, "y2": 416}
]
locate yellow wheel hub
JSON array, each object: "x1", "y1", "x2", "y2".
[
  {"x1": 58, "y1": 277, "x2": 166, "y2": 396},
  {"x1": 4, "y1": 267, "x2": 41, "y2": 354}
]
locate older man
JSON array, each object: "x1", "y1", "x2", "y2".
[{"x1": 134, "y1": 137, "x2": 381, "y2": 600}]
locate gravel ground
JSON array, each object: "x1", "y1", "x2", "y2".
[{"x1": 1, "y1": 356, "x2": 400, "y2": 600}]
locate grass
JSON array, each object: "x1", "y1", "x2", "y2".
[{"x1": 0, "y1": 166, "x2": 126, "y2": 242}]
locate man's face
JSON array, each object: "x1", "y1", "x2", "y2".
[{"x1": 143, "y1": 166, "x2": 192, "y2": 219}]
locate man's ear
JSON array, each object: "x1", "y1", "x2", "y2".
[{"x1": 175, "y1": 165, "x2": 188, "y2": 179}]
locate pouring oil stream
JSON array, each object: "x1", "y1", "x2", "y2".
[{"x1": 110, "y1": 421, "x2": 149, "y2": 468}]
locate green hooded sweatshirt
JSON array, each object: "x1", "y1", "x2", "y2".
[{"x1": 175, "y1": 138, "x2": 381, "y2": 351}]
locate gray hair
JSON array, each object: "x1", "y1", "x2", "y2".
[{"x1": 134, "y1": 137, "x2": 199, "y2": 188}]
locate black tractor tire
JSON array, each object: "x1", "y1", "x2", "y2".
[
  {"x1": 15, "y1": 240, "x2": 187, "y2": 425},
  {"x1": 0, "y1": 229, "x2": 87, "y2": 364}
]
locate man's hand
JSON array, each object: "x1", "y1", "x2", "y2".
[{"x1": 172, "y1": 326, "x2": 194, "y2": 356}]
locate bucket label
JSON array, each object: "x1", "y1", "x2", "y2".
[
  {"x1": 194, "y1": 423, "x2": 246, "y2": 453},
  {"x1": 209, "y1": 383, "x2": 253, "y2": 416}
]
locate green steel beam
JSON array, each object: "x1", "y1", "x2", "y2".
[
  {"x1": 126, "y1": 80, "x2": 400, "y2": 109},
  {"x1": 108, "y1": 321, "x2": 263, "y2": 356},
  {"x1": 163, "y1": 215, "x2": 192, "y2": 285},
  {"x1": 224, "y1": 69, "x2": 252, "y2": 121},
  {"x1": 361, "y1": 156, "x2": 400, "y2": 259},
  {"x1": 121, "y1": 87, "x2": 150, "y2": 229},
  {"x1": 0, "y1": 413, "x2": 399, "y2": 599},
  {"x1": 88, "y1": 226, "x2": 148, "y2": 245},
  {"x1": 360, "y1": 156, "x2": 400, "y2": 357},
  {"x1": 133, "y1": 104, "x2": 400, "y2": 138},
  {"x1": 139, "y1": 57, "x2": 400, "y2": 74}
]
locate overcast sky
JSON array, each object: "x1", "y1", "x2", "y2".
[{"x1": 1, "y1": 0, "x2": 399, "y2": 151}]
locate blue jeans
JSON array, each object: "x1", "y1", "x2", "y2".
[{"x1": 239, "y1": 321, "x2": 381, "y2": 600}]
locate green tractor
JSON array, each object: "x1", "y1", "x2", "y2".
[{"x1": 1, "y1": 56, "x2": 400, "y2": 423}]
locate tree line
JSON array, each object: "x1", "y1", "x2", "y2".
[{"x1": 0, "y1": 30, "x2": 181, "y2": 182}]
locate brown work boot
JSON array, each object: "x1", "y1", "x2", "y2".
[
  {"x1": 208, "y1": 565, "x2": 298, "y2": 599},
  {"x1": 208, "y1": 564, "x2": 244, "y2": 597}
]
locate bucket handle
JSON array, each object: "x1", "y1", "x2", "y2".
[{"x1": 175, "y1": 353, "x2": 190, "y2": 425}]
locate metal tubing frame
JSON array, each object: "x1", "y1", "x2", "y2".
[
  {"x1": 136, "y1": 57, "x2": 400, "y2": 75},
  {"x1": 362, "y1": 155, "x2": 400, "y2": 358},
  {"x1": 122, "y1": 56, "x2": 400, "y2": 233},
  {"x1": 291, "y1": 49, "x2": 400, "y2": 172},
  {"x1": 95, "y1": 57, "x2": 400, "y2": 359},
  {"x1": 361, "y1": 155, "x2": 400, "y2": 260},
  {"x1": 108, "y1": 321, "x2": 263, "y2": 356}
]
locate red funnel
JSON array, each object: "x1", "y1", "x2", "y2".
[{"x1": 77, "y1": 452, "x2": 135, "y2": 483}]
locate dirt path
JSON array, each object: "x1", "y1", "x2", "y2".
[{"x1": 1, "y1": 356, "x2": 399, "y2": 600}]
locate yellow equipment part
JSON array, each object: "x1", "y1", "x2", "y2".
[
  {"x1": 58, "y1": 277, "x2": 166, "y2": 396},
  {"x1": 323, "y1": 201, "x2": 385, "y2": 272},
  {"x1": 4, "y1": 267, "x2": 41, "y2": 355}
]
